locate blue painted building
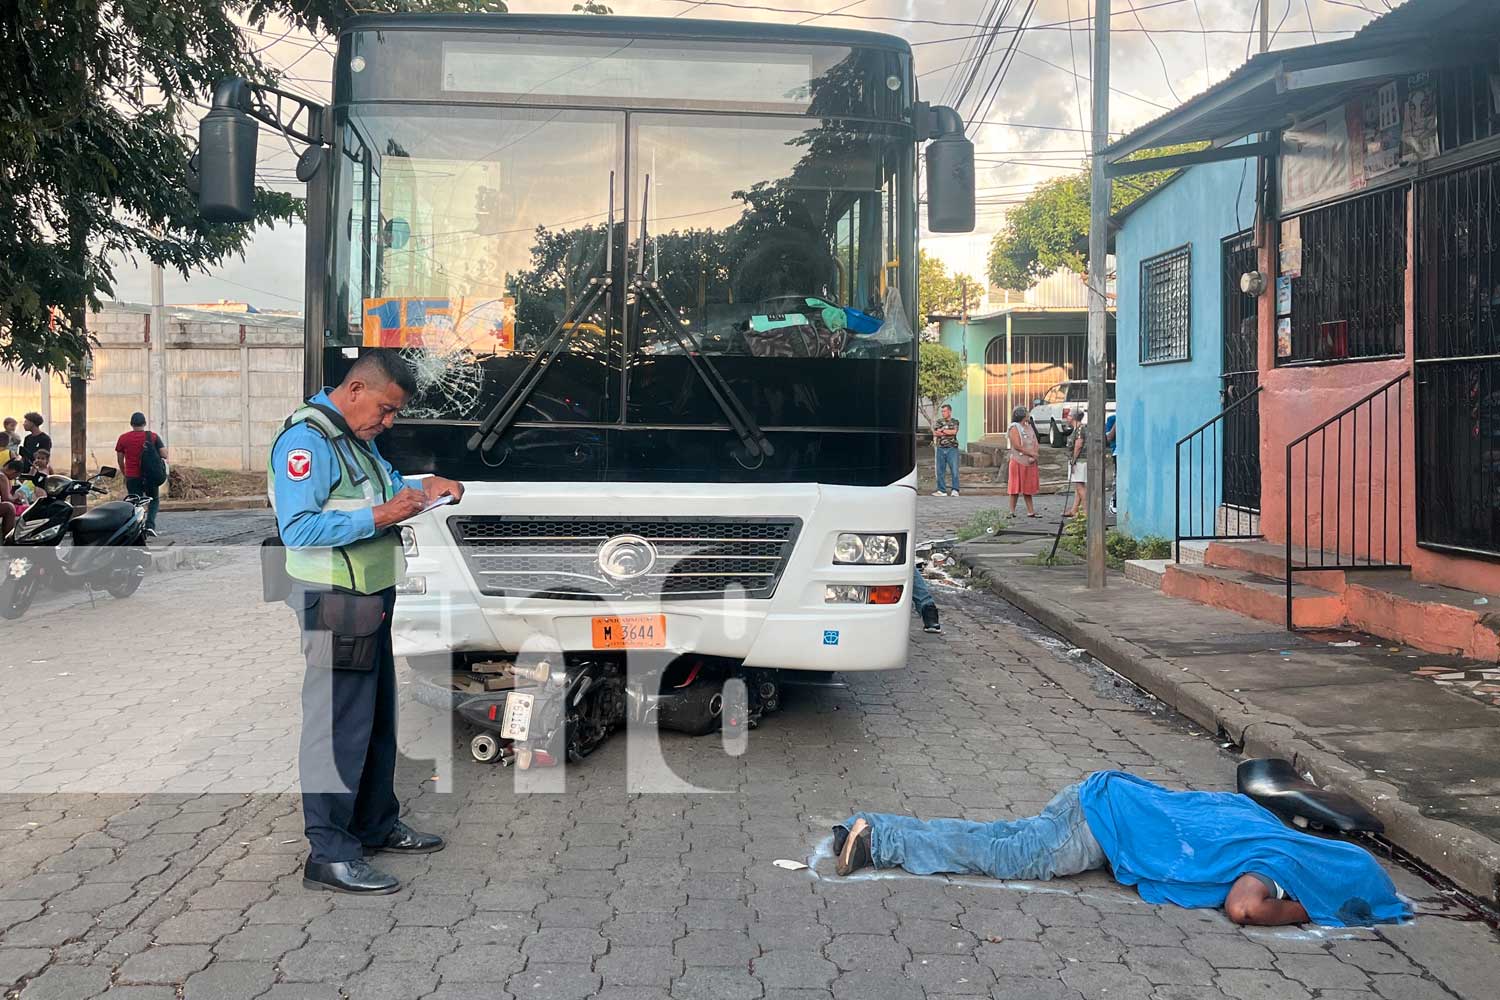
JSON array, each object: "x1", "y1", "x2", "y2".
[{"x1": 1113, "y1": 160, "x2": 1257, "y2": 540}]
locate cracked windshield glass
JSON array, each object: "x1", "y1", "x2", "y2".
[{"x1": 334, "y1": 108, "x2": 913, "y2": 431}]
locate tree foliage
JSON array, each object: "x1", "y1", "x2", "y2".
[
  {"x1": 918, "y1": 342, "x2": 964, "y2": 427},
  {"x1": 273, "y1": 0, "x2": 509, "y2": 36},
  {"x1": 0, "y1": 0, "x2": 508, "y2": 375},
  {"x1": 918, "y1": 249, "x2": 978, "y2": 321},
  {"x1": 985, "y1": 145, "x2": 1203, "y2": 292}
]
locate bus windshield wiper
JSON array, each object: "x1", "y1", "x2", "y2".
[
  {"x1": 631, "y1": 175, "x2": 774, "y2": 468},
  {"x1": 467, "y1": 174, "x2": 617, "y2": 454}
]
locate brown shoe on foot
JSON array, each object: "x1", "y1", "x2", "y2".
[{"x1": 836, "y1": 818, "x2": 872, "y2": 876}]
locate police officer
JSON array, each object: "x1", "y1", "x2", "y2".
[{"x1": 270, "y1": 349, "x2": 465, "y2": 894}]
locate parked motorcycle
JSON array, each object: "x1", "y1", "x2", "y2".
[{"x1": 0, "y1": 467, "x2": 152, "y2": 620}]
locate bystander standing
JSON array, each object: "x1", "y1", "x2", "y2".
[
  {"x1": 19, "y1": 413, "x2": 49, "y2": 470},
  {"x1": 115, "y1": 413, "x2": 167, "y2": 536},
  {"x1": 931, "y1": 404, "x2": 961, "y2": 497},
  {"x1": 1006, "y1": 405, "x2": 1040, "y2": 518},
  {"x1": 1064, "y1": 410, "x2": 1087, "y2": 518}
]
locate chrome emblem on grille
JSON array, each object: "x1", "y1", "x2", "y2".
[{"x1": 596, "y1": 534, "x2": 658, "y2": 581}]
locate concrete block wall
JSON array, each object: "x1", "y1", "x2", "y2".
[{"x1": 0, "y1": 302, "x2": 304, "y2": 473}]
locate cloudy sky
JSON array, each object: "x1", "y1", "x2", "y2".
[{"x1": 108, "y1": 0, "x2": 1385, "y2": 309}]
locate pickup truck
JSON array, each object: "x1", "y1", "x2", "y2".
[{"x1": 1029, "y1": 379, "x2": 1117, "y2": 448}]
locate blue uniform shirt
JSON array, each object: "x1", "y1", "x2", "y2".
[{"x1": 271, "y1": 390, "x2": 411, "y2": 549}]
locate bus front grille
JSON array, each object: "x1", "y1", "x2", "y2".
[{"x1": 447, "y1": 516, "x2": 802, "y2": 601}]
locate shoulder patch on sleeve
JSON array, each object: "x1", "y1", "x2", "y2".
[{"x1": 286, "y1": 449, "x2": 313, "y2": 482}]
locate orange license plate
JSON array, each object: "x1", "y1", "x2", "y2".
[{"x1": 591, "y1": 614, "x2": 667, "y2": 650}]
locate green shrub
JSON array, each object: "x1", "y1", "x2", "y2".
[
  {"x1": 1059, "y1": 513, "x2": 1087, "y2": 557},
  {"x1": 1138, "y1": 535, "x2": 1172, "y2": 559},
  {"x1": 957, "y1": 508, "x2": 1011, "y2": 541},
  {"x1": 1105, "y1": 530, "x2": 1139, "y2": 562}
]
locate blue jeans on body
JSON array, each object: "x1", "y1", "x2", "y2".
[
  {"x1": 912, "y1": 567, "x2": 935, "y2": 614},
  {"x1": 846, "y1": 782, "x2": 1106, "y2": 880},
  {"x1": 935, "y1": 448, "x2": 960, "y2": 492}
]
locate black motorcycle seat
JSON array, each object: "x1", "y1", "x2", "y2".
[
  {"x1": 1237, "y1": 758, "x2": 1384, "y2": 834},
  {"x1": 71, "y1": 501, "x2": 136, "y2": 538}
]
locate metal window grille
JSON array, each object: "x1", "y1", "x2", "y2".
[
  {"x1": 1437, "y1": 60, "x2": 1500, "y2": 153},
  {"x1": 1140, "y1": 246, "x2": 1191, "y2": 364},
  {"x1": 1416, "y1": 157, "x2": 1500, "y2": 558},
  {"x1": 1281, "y1": 187, "x2": 1406, "y2": 365}
]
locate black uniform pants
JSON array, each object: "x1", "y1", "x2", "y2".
[{"x1": 293, "y1": 586, "x2": 400, "y2": 864}]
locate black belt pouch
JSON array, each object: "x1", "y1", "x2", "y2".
[{"x1": 302, "y1": 590, "x2": 388, "y2": 671}]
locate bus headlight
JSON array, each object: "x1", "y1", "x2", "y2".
[
  {"x1": 833, "y1": 532, "x2": 904, "y2": 565},
  {"x1": 400, "y1": 526, "x2": 418, "y2": 557}
]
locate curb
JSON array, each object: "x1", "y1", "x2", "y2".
[
  {"x1": 955, "y1": 550, "x2": 1500, "y2": 908},
  {"x1": 158, "y1": 496, "x2": 268, "y2": 512},
  {"x1": 147, "y1": 545, "x2": 234, "y2": 575}
]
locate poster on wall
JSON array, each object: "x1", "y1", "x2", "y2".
[
  {"x1": 1279, "y1": 217, "x2": 1303, "y2": 277},
  {"x1": 1280, "y1": 74, "x2": 1441, "y2": 214},
  {"x1": 1276, "y1": 317, "x2": 1293, "y2": 359},
  {"x1": 1276, "y1": 276, "x2": 1293, "y2": 316},
  {"x1": 1360, "y1": 81, "x2": 1403, "y2": 179},
  {"x1": 1280, "y1": 105, "x2": 1356, "y2": 214},
  {"x1": 1403, "y1": 72, "x2": 1440, "y2": 163}
]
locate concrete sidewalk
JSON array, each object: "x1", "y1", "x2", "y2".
[{"x1": 954, "y1": 546, "x2": 1500, "y2": 909}]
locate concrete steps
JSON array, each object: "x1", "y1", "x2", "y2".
[
  {"x1": 1204, "y1": 539, "x2": 1347, "y2": 592},
  {"x1": 1147, "y1": 538, "x2": 1500, "y2": 655},
  {"x1": 1162, "y1": 563, "x2": 1346, "y2": 629}
]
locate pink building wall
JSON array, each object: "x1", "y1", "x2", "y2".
[{"x1": 1253, "y1": 196, "x2": 1500, "y2": 596}]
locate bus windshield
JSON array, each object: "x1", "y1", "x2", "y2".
[{"x1": 331, "y1": 104, "x2": 915, "y2": 432}]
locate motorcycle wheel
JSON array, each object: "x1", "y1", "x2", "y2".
[
  {"x1": 105, "y1": 560, "x2": 146, "y2": 599},
  {"x1": 0, "y1": 571, "x2": 39, "y2": 620}
]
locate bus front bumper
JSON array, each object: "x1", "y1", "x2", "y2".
[{"x1": 390, "y1": 480, "x2": 916, "y2": 673}]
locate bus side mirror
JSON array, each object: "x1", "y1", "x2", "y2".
[
  {"x1": 919, "y1": 104, "x2": 975, "y2": 234},
  {"x1": 198, "y1": 79, "x2": 259, "y2": 224}
]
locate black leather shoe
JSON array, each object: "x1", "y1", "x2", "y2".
[
  {"x1": 371, "y1": 820, "x2": 445, "y2": 855},
  {"x1": 302, "y1": 859, "x2": 399, "y2": 895}
]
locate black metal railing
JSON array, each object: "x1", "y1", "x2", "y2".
[
  {"x1": 1175, "y1": 385, "x2": 1265, "y2": 560},
  {"x1": 1284, "y1": 371, "x2": 1411, "y2": 629}
]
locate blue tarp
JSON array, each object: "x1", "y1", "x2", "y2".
[{"x1": 1079, "y1": 771, "x2": 1410, "y2": 926}]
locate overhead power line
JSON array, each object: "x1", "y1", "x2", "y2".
[
  {"x1": 1122, "y1": 0, "x2": 1183, "y2": 103},
  {"x1": 663, "y1": 0, "x2": 1347, "y2": 34}
]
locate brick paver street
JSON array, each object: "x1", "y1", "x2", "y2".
[{"x1": 1, "y1": 497, "x2": 1496, "y2": 999}]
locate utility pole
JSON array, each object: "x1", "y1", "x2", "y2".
[
  {"x1": 1260, "y1": 0, "x2": 1270, "y2": 53},
  {"x1": 67, "y1": 213, "x2": 89, "y2": 486},
  {"x1": 150, "y1": 259, "x2": 167, "y2": 445},
  {"x1": 1085, "y1": 0, "x2": 1111, "y2": 589}
]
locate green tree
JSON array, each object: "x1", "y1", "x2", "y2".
[
  {"x1": 573, "y1": 2, "x2": 613, "y2": 11},
  {"x1": 986, "y1": 145, "x2": 1202, "y2": 292},
  {"x1": 0, "y1": 0, "x2": 508, "y2": 375},
  {"x1": 918, "y1": 249, "x2": 979, "y2": 321},
  {"x1": 284, "y1": 1, "x2": 509, "y2": 35},
  {"x1": 918, "y1": 342, "x2": 965, "y2": 429}
]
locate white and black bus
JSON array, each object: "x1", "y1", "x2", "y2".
[{"x1": 197, "y1": 13, "x2": 974, "y2": 763}]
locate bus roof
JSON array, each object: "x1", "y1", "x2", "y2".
[{"x1": 339, "y1": 12, "x2": 912, "y2": 55}]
